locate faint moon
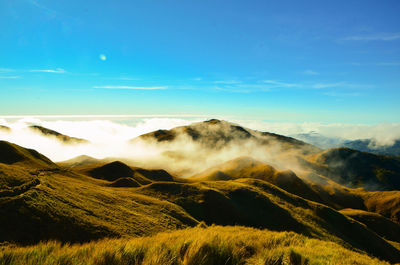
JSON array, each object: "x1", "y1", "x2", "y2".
[{"x1": 99, "y1": 54, "x2": 107, "y2": 61}]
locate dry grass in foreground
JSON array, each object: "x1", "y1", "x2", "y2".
[{"x1": 0, "y1": 225, "x2": 389, "y2": 265}]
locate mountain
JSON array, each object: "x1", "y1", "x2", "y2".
[
  {"x1": 133, "y1": 120, "x2": 400, "y2": 191},
  {"x1": 291, "y1": 132, "x2": 400, "y2": 157},
  {"x1": 304, "y1": 147, "x2": 400, "y2": 190},
  {"x1": 134, "y1": 119, "x2": 320, "y2": 154},
  {"x1": 344, "y1": 138, "x2": 400, "y2": 157},
  {"x1": 29, "y1": 125, "x2": 89, "y2": 144}
]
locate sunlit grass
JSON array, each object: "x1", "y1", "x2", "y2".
[{"x1": 0, "y1": 226, "x2": 388, "y2": 265}]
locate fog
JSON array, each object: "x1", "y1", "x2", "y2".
[{"x1": 1, "y1": 117, "x2": 399, "y2": 177}]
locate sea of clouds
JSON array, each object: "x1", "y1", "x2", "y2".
[{"x1": 0, "y1": 116, "x2": 400, "y2": 165}]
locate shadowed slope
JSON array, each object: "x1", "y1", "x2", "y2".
[
  {"x1": 359, "y1": 190, "x2": 400, "y2": 223},
  {"x1": 0, "y1": 140, "x2": 55, "y2": 168},
  {"x1": 307, "y1": 147, "x2": 400, "y2": 190},
  {"x1": 88, "y1": 161, "x2": 135, "y2": 181},
  {"x1": 340, "y1": 208, "x2": 400, "y2": 242}
]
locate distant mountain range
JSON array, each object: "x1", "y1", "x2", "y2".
[{"x1": 292, "y1": 132, "x2": 400, "y2": 157}]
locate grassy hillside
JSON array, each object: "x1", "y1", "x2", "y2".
[
  {"x1": 0, "y1": 226, "x2": 390, "y2": 265},
  {"x1": 191, "y1": 156, "x2": 323, "y2": 203},
  {"x1": 2, "y1": 139, "x2": 400, "y2": 263},
  {"x1": 304, "y1": 147, "x2": 400, "y2": 190},
  {"x1": 0, "y1": 141, "x2": 56, "y2": 168},
  {"x1": 340, "y1": 208, "x2": 400, "y2": 241}
]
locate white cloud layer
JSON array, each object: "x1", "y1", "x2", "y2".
[
  {"x1": 1, "y1": 117, "x2": 400, "y2": 166},
  {"x1": 0, "y1": 117, "x2": 201, "y2": 162}
]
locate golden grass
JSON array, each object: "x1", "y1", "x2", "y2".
[{"x1": 0, "y1": 226, "x2": 389, "y2": 265}]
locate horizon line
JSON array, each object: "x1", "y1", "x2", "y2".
[{"x1": 0, "y1": 114, "x2": 214, "y2": 119}]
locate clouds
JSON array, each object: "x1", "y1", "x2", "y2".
[
  {"x1": 302, "y1": 70, "x2": 319, "y2": 76},
  {"x1": 0, "y1": 117, "x2": 201, "y2": 161},
  {"x1": 0, "y1": 76, "x2": 20, "y2": 79},
  {"x1": 236, "y1": 120, "x2": 400, "y2": 147},
  {"x1": 1, "y1": 116, "x2": 400, "y2": 177},
  {"x1": 343, "y1": 32, "x2": 400, "y2": 41},
  {"x1": 93, "y1": 86, "x2": 167, "y2": 90},
  {"x1": 260, "y1": 80, "x2": 371, "y2": 91},
  {"x1": 29, "y1": 68, "x2": 66, "y2": 73}
]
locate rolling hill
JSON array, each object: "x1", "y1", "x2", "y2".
[
  {"x1": 1, "y1": 141, "x2": 400, "y2": 262},
  {"x1": 304, "y1": 147, "x2": 400, "y2": 190},
  {"x1": 2, "y1": 118, "x2": 400, "y2": 263}
]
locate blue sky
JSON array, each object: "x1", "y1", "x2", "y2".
[{"x1": 1, "y1": 0, "x2": 400, "y2": 123}]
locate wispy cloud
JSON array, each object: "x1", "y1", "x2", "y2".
[
  {"x1": 311, "y1": 82, "x2": 344, "y2": 89},
  {"x1": 377, "y1": 62, "x2": 400, "y2": 66},
  {"x1": 27, "y1": 0, "x2": 57, "y2": 18},
  {"x1": 111, "y1": 77, "x2": 139, "y2": 81},
  {"x1": 262, "y1": 80, "x2": 303, "y2": 88},
  {"x1": 312, "y1": 82, "x2": 374, "y2": 89},
  {"x1": 213, "y1": 80, "x2": 242, "y2": 85},
  {"x1": 261, "y1": 80, "x2": 372, "y2": 90},
  {"x1": 93, "y1": 86, "x2": 167, "y2": 90},
  {"x1": 30, "y1": 68, "x2": 66, "y2": 74},
  {"x1": 0, "y1": 76, "x2": 20, "y2": 79},
  {"x1": 343, "y1": 32, "x2": 400, "y2": 41},
  {"x1": 0, "y1": 68, "x2": 14, "y2": 72},
  {"x1": 302, "y1": 70, "x2": 319, "y2": 75},
  {"x1": 323, "y1": 91, "x2": 361, "y2": 97}
]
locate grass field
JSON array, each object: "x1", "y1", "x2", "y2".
[{"x1": 0, "y1": 225, "x2": 389, "y2": 265}]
